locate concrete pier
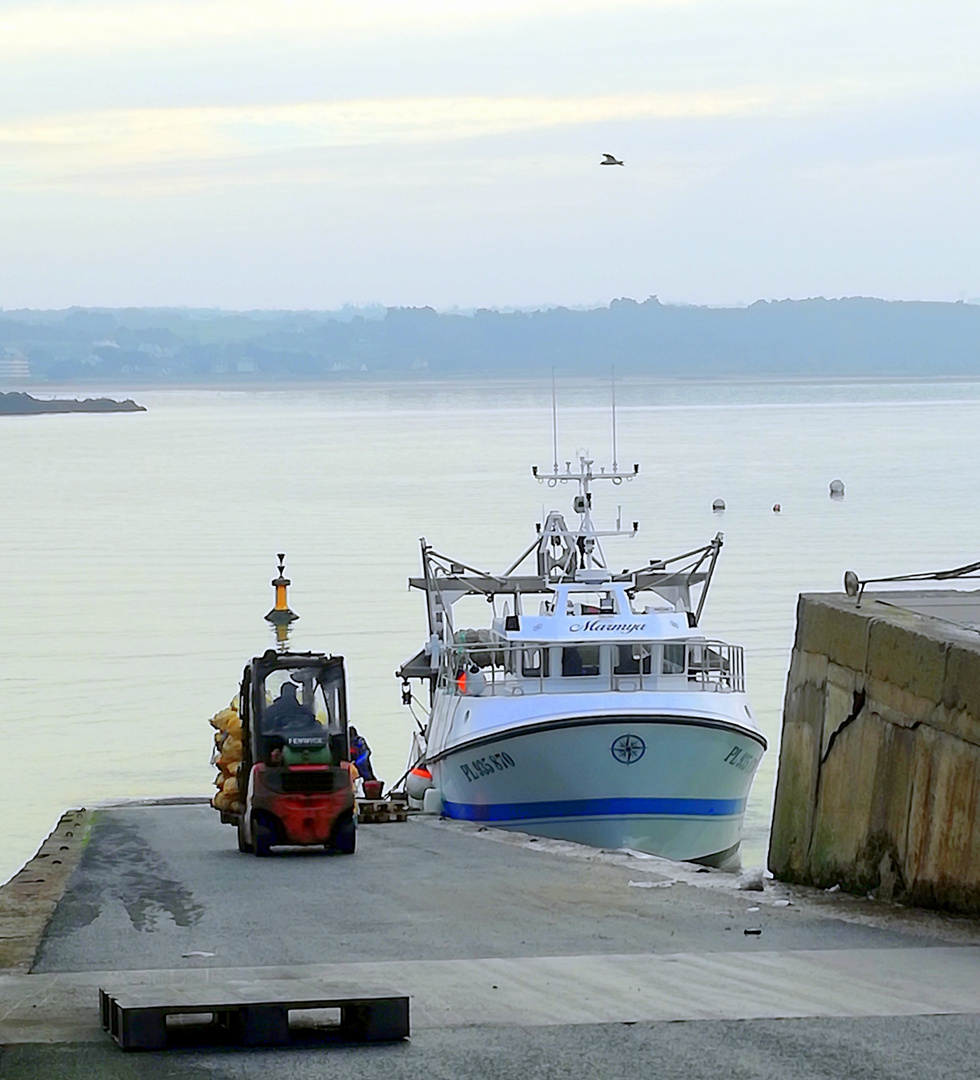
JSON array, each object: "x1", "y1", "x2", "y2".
[
  {"x1": 3, "y1": 802, "x2": 980, "y2": 1077},
  {"x1": 770, "y1": 591, "x2": 980, "y2": 912}
]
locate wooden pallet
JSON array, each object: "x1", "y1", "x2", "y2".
[
  {"x1": 99, "y1": 979, "x2": 409, "y2": 1051},
  {"x1": 357, "y1": 799, "x2": 410, "y2": 824}
]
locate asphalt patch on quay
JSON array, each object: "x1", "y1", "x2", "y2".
[{"x1": 38, "y1": 815, "x2": 204, "y2": 940}]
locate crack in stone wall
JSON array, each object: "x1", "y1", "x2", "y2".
[{"x1": 770, "y1": 592, "x2": 980, "y2": 915}]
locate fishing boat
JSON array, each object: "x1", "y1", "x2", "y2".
[{"x1": 397, "y1": 434, "x2": 766, "y2": 866}]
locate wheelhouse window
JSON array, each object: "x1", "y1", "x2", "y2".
[
  {"x1": 521, "y1": 647, "x2": 549, "y2": 678},
  {"x1": 561, "y1": 644, "x2": 600, "y2": 677},
  {"x1": 662, "y1": 643, "x2": 686, "y2": 674},
  {"x1": 614, "y1": 644, "x2": 653, "y2": 675}
]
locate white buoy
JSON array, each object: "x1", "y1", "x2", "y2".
[
  {"x1": 712, "y1": 498, "x2": 726, "y2": 512},
  {"x1": 829, "y1": 479, "x2": 845, "y2": 499},
  {"x1": 406, "y1": 765, "x2": 434, "y2": 802}
]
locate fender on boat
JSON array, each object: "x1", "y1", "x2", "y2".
[
  {"x1": 422, "y1": 787, "x2": 443, "y2": 814},
  {"x1": 406, "y1": 765, "x2": 434, "y2": 802}
]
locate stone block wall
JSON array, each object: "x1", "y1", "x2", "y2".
[{"x1": 769, "y1": 592, "x2": 980, "y2": 914}]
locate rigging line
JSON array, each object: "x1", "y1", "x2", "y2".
[
  {"x1": 429, "y1": 549, "x2": 506, "y2": 582},
  {"x1": 927, "y1": 559, "x2": 980, "y2": 579},
  {"x1": 504, "y1": 535, "x2": 543, "y2": 576},
  {"x1": 388, "y1": 750, "x2": 429, "y2": 796},
  {"x1": 408, "y1": 697, "x2": 427, "y2": 732},
  {"x1": 633, "y1": 557, "x2": 697, "y2": 576},
  {"x1": 433, "y1": 569, "x2": 500, "y2": 599},
  {"x1": 611, "y1": 365, "x2": 618, "y2": 471},
  {"x1": 632, "y1": 553, "x2": 706, "y2": 586},
  {"x1": 638, "y1": 540, "x2": 718, "y2": 570},
  {"x1": 551, "y1": 367, "x2": 558, "y2": 474},
  {"x1": 853, "y1": 558, "x2": 980, "y2": 596},
  {"x1": 420, "y1": 537, "x2": 437, "y2": 639},
  {"x1": 637, "y1": 568, "x2": 696, "y2": 588},
  {"x1": 696, "y1": 541, "x2": 722, "y2": 623}
]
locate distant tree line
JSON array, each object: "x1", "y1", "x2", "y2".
[{"x1": 1, "y1": 297, "x2": 979, "y2": 383}]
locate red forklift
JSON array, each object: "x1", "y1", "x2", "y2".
[{"x1": 217, "y1": 558, "x2": 356, "y2": 856}]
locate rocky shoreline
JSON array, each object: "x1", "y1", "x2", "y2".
[{"x1": 0, "y1": 392, "x2": 145, "y2": 415}]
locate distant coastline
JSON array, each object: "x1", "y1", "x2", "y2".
[
  {"x1": 0, "y1": 391, "x2": 146, "y2": 415},
  {"x1": 2, "y1": 297, "x2": 980, "y2": 382}
]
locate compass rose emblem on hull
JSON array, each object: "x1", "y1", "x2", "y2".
[{"x1": 610, "y1": 733, "x2": 646, "y2": 765}]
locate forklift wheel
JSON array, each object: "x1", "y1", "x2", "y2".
[
  {"x1": 332, "y1": 816, "x2": 356, "y2": 855},
  {"x1": 253, "y1": 816, "x2": 276, "y2": 857},
  {"x1": 236, "y1": 819, "x2": 250, "y2": 854}
]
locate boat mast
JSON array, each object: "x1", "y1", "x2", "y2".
[
  {"x1": 611, "y1": 365, "x2": 618, "y2": 474},
  {"x1": 531, "y1": 459, "x2": 639, "y2": 578},
  {"x1": 531, "y1": 372, "x2": 639, "y2": 579},
  {"x1": 551, "y1": 367, "x2": 559, "y2": 477}
]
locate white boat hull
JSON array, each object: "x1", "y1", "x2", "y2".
[{"x1": 430, "y1": 714, "x2": 764, "y2": 864}]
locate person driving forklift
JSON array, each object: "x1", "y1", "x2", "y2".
[{"x1": 263, "y1": 681, "x2": 314, "y2": 732}]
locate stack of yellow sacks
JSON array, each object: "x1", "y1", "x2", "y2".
[{"x1": 210, "y1": 699, "x2": 244, "y2": 813}]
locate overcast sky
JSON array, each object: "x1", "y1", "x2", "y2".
[{"x1": 0, "y1": 0, "x2": 977, "y2": 309}]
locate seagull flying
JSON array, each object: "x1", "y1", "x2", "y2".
[{"x1": 601, "y1": 154, "x2": 624, "y2": 166}]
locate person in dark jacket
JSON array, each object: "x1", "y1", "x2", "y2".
[
  {"x1": 348, "y1": 725, "x2": 375, "y2": 781},
  {"x1": 263, "y1": 682, "x2": 314, "y2": 732}
]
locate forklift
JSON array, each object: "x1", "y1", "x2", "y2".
[{"x1": 217, "y1": 557, "x2": 356, "y2": 856}]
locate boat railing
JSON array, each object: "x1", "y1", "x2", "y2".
[{"x1": 437, "y1": 639, "x2": 745, "y2": 697}]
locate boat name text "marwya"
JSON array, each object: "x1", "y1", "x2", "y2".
[{"x1": 567, "y1": 621, "x2": 647, "y2": 633}]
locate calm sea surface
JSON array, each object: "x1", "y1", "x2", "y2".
[{"x1": 3, "y1": 376, "x2": 980, "y2": 882}]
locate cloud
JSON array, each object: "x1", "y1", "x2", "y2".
[
  {"x1": 0, "y1": 0, "x2": 678, "y2": 56},
  {"x1": 0, "y1": 84, "x2": 875, "y2": 190}
]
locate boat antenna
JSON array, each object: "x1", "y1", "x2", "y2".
[
  {"x1": 610, "y1": 365, "x2": 618, "y2": 472},
  {"x1": 551, "y1": 367, "x2": 559, "y2": 475}
]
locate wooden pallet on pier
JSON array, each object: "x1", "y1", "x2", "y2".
[
  {"x1": 357, "y1": 799, "x2": 410, "y2": 824},
  {"x1": 99, "y1": 980, "x2": 409, "y2": 1051}
]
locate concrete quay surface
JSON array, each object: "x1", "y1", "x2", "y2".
[{"x1": 3, "y1": 803, "x2": 980, "y2": 1079}]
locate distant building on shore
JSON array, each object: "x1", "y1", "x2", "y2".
[{"x1": 0, "y1": 351, "x2": 30, "y2": 380}]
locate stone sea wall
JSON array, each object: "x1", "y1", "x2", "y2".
[{"x1": 768, "y1": 592, "x2": 980, "y2": 914}]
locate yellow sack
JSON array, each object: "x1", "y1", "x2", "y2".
[
  {"x1": 221, "y1": 775, "x2": 240, "y2": 796},
  {"x1": 217, "y1": 744, "x2": 243, "y2": 772},
  {"x1": 213, "y1": 707, "x2": 236, "y2": 730},
  {"x1": 222, "y1": 736, "x2": 243, "y2": 759},
  {"x1": 213, "y1": 790, "x2": 234, "y2": 812}
]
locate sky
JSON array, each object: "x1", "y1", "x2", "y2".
[{"x1": 0, "y1": 0, "x2": 977, "y2": 310}]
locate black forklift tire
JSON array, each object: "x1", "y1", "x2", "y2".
[
  {"x1": 332, "y1": 815, "x2": 356, "y2": 855},
  {"x1": 236, "y1": 819, "x2": 250, "y2": 854},
  {"x1": 253, "y1": 816, "x2": 275, "y2": 857}
]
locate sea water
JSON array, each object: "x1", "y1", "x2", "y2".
[{"x1": 3, "y1": 375, "x2": 980, "y2": 883}]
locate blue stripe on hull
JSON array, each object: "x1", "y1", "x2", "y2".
[{"x1": 443, "y1": 796, "x2": 746, "y2": 823}]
